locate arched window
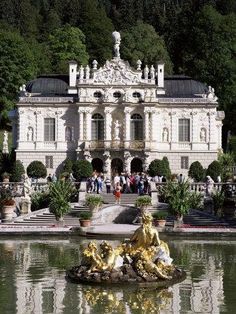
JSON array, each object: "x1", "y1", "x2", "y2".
[
  {"x1": 65, "y1": 126, "x2": 72, "y2": 141},
  {"x1": 131, "y1": 114, "x2": 143, "y2": 140},
  {"x1": 92, "y1": 113, "x2": 104, "y2": 140}
]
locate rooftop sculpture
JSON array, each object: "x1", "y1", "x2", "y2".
[{"x1": 67, "y1": 211, "x2": 185, "y2": 286}]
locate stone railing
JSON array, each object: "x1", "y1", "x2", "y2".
[{"x1": 155, "y1": 182, "x2": 236, "y2": 197}]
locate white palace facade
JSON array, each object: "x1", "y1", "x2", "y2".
[{"x1": 11, "y1": 32, "x2": 224, "y2": 177}]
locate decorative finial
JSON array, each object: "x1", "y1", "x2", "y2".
[
  {"x1": 92, "y1": 60, "x2": 98, "y2": 70},
  {"x1": 112, "y1": 31, "x2": 121, "y2": 59},
  {"x1": 137, "y1": 60, "x2": 142, "y2": 71}
]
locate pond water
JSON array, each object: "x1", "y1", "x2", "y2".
[{"x1": 0, "y1": 236, "x2": 236, "y2": 314}]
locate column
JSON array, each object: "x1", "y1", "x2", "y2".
[
  {"x1": 151, "y1": 108, "x2": 158, "y2": 142},
  {"x1": 144, "y1": 108, "x2": 150, "y2": 141},
  {"x1": 208, "y1": 111, "x2": 217, "y2": 150},
  {"x1": 35, "y1": 109, "x2": 43, "y2": 149},
  {"x1": 124, "y1": 107, "x2": 132, "y2": 149},
  {"x1": 104, "y1": 107, "x2": 112, "y2": 141},
  {"x1": 85, "y1": 108, "x2": 92, "y2": 141},
  {"x1": 191, "y1": 111, "x2": 198, "y2": 150},
  {"x1": 55, "y1": 110, "x2": 63, "y2": 149},
  {"x1": 78, "y1": 108, "x2": 84, "y2": 141},
  {"x1": 170, "y1": 111, "x2": 177, "y2": 150}
]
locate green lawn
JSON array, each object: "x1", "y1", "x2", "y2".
[{"x1": 0, "y1": 130, "x2": 13, "y2": 151}]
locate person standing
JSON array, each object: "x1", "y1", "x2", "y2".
[
  {"x1": 105, "y1": 177, "x2": 111, "y2": 193},
  {"x1": 114, "y1": 183, "x2": 122, "y2": 204}
]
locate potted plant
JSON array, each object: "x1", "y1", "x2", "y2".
[
  {"x1": 85, "y1": 195, "x2": 103, "y2": 212},
  {"x1": 79, "y1": 211, "x2": 92, "y2": 227},
  {"x1": 0, "y1": 186, "x2": 15, "y2": 222},
  {"x1": 163, "y1": 181, "x2": 191, "y2": 223},
  {"x1": 49, "y1": 180, "x2": 75, "y2": 222},
  {"x1": 152, "y1": 211, "x2": 168, "y2": 227},
  {"x1": 212, "y1": 190, "x2": 225, "y2": 217},
  {"x1": 135, "y1": 195, "x2": 152, "y2": 213}
]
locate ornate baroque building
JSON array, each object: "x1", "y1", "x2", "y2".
[{"x1": 11, "y1": 32, "x2": 224, "y2": 177}]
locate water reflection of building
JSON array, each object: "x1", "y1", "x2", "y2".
[{"x1": 0, "y1": 240, "x2": 226, "y2": 313}]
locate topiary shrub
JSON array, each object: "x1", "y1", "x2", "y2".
[
  {"x1": 206, "y1": 160, "x2": 221, "y2": 182},
  {"x1": 27, "y1": 160, "x2": 47, "y2": 180},
  {"x1": 162, "y1": 157, "x2": 171, "y2": 179},
  {"x1": 148, "y1": 159, "x2": 163, "y2": 177},
  {"x1": 188, "y1": 161, "x2": 205, "y2": 182},
  {"x1": 63, "y1": 158, "x2": 73, "y2": 173},
  {"x1": 72, "y1": 160, "x2": 93, "y2": 180},
  {"x1": 148, "y1": 157, "x2": 171, "y2": 178},
  {"x1": 10, "y1": 160, "x2": 25, "y2": 182}
]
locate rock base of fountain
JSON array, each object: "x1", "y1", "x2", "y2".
[{"x1": 67, "y1": 264, "x2": 186, "y2": 287}]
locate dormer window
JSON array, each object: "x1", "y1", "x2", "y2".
[
  {"x1": 113, "y1": 91, "x2": 121, "y2": 98},
  {"x1": 94, "y1": 91, "x2": 102, "y2": 98},
  {"x1": 133, "y1": 92, "x2": 141, "y2": 98}
]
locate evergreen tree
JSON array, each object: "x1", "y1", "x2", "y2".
[{"x1": 79, "y1": 0, "x2": 114, "y2": 64}]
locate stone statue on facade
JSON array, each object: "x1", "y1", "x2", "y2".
[
  {"x1": 200, "y1": 128, "x2": 206, "y2": 142},
  {"x1": 27, "y1": 127, "x2": 34, "y2": 141},
  {"x1": 162, "y1": 128, "x2": 169, "y2": 142},
  {"x1": 112, "y1": 31, "x2": 121, "y2": 59},
  {"x1": 2, "y1": 130, "x2": 9, "y2": 154},
  {"x1": 114, "y1": 120, "x2": 121, "y2": 140}
]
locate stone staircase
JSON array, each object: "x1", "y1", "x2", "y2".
[
  {"x1": 101, "y1": 192, "x2": 139, "y2": 205},
  {"x1": 182, "y1": 209, "x2": 230, "y2": 227},
  {"x1": 11, "y1": 204, "x2": 88, "y2": 227}
]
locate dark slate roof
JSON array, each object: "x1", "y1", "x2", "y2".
[
  {"x1": 164, "y1": 75, "x2": 208, "y2": 97},
  {"x1": 25, "y1": 74, "x2": 208, "y2": 98},
  {"x1": 26, "y1": 75, "x2": 69, "y2": 95}
]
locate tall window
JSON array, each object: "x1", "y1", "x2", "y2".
[
  {"x1": 92, "y1": 113, "x2": 104, "y2": 140},
  {"x1": 44, "y1": 118, "x2": 55, "y2": 141},
  {"x1": 181, "y1": 156, "x2": 189, "y2": 169},
  {"x1": 45, "y1": 156, "x2": 53, "y2": 168},
  {"x1": 179, "y1": 119, "x2": 190, "y2": 142},
  {"x1": 131, "y1": 114, "x2": 143, "y2": 140}
]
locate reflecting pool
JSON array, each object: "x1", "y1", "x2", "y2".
[{"x1": 0, "y1": 236, "x2": 236, "y2": 314}]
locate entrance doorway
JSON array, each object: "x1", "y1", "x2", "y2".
[
  {"x1": 131, "y1": 158, "x2": 143, "y2": 173},
  {"x1": 111, "y1": 158, "x2": 123, "y2": 175},
  {"x1": 92, "y1": 158, "x2": 103, "y2": 173}
]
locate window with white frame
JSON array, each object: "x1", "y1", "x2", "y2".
[
  {"x1": 179, "y1": 119, "x2": 190, "y2": 142},
  {"x1": 44, "y1": 118, "x2": 55, "y2": 141},
  {"x1": 45, "y1": 156, "x2": 53, "y2": 168},
  {"x1": 181, "y1": 156, "x2": 189, "y2": 169},
  {"x1": 91, "y1": 113, "x2": 104, "y2": 140},
  {"x1": 131, "y1": 114, "x2": 143, "y2": 140}
]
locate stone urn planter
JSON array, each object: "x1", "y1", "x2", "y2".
[{"x1": 1, "y1": 203, "x2": 15, "y2": 223}]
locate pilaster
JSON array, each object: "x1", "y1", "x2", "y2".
[{"x1": 124, "y1": 107, "x2": 132, "y2": 149}]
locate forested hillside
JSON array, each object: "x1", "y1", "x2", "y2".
[{"x1": 0, "y1": 0, "x2": 235, "y2": 138}]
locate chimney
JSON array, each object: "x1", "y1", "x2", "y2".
[
  {"x1": 69, "y1": 60, "x2": 77, "y2": 87},
  {"x1": 157, "y1": 62, "x2": 164, "y2": 88}
]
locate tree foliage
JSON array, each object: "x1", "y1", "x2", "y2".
[
  {"x1": 121, "y1": 21, "x2": 172, "y2": 73},
  {"x1": 10, "y1": 160, "x2": 25, "y2": 182},
  {"x1": 188, "y1": 161, "x2": 205, "y2": 182},
  {"x1": 72, "y1": 160, "x2": 93, "y2": 180},
  {"x1": 48, "y1": 24, "x2": 89, "y2": 73},
  {"x1": 206, "y1": 160, "x2": 221, "y2": 182},
  {"x1": 27, "y1": 161, "x2": 47, "y2": 179},
  {"x1": 148, "y1": 157, "x2": 171, "y2": 178}
]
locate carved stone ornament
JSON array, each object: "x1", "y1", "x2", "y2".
[{"x1": 93, "y1": 59, "x2": 143, "y2": 85}]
